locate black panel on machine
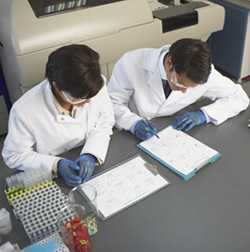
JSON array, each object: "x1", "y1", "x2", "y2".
[
  {"x1": 153, "y1": 1, "x2": 208, "y2": 32},
  {"x1": 28, "y1": 0, "x2": 125, "y2": 17}
]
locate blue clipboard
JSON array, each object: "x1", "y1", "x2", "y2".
[
  {"x1": 138, "y1": 144, "x2": 221, "y2": 181},
  {"x1": 137, "y1": 127, "x2": 221, "y2": 181}
]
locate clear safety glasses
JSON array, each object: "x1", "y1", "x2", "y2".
[
  {"x1": 170, "y1": 69, "x2": 199, "y2": 91},
  {"x1": 61, "y1": 91, "x2": 88, "y2": 105},
  {"x1": 170, "y1": 69, "x2": 187, "y2": 90}
]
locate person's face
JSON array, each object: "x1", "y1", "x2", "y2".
[
  {"x1": 164, "y1": 55, "x2": 199, "y2": 93},
  {"x1": 52, "y1": 82, "x2": 90, "y2": 107}
]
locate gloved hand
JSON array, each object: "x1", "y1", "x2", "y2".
[
  {"x1": 58, "y1": 159, "x2": 82, "y2": 187},
  {"x1": 172, "y1": 110, "x2": 207, "y2": 132},
  {"x1": 133, "y1": 119, "x2": 157, "y2": 140},
  {"x1": 77, "y1": 154, "x2": 97, "y2": 182}
]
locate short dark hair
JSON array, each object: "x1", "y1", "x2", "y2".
[
  {"x1": 168, "y1": 38, "x2": 212, "y2": 83},
  {"x1": 45, "y1": 44, "x2": 103, "y2": 99}
]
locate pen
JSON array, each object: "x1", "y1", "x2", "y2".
[
  {"x1": 154, "y1": 133, "x2": 160, "y2": 139},
  {"x1": 144, "y1": 119, "x2": 160, "y2": 139}
]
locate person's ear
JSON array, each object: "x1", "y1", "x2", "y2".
[
  {"x1": 168, "y1": 56, "x2": 174, "y2": 69},
  {"x1": 51, "y1": 81, "x2": 58, "y2": 89},
  {"x1": 164, "y1": 55, "x2": 173, "y2": 72},
  {"x1": 51, "y1": 81, "x2": 60, "y2": 95}
]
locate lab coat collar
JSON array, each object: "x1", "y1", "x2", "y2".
[
  {"x1": 141, "y1": 45, "x2": 186, "y2": 106},
  {"x1": 42, "y1": 76, "x2": 107, "y2": 120},
  {"x1": 141, "y1": 45, "x2": 170, "y2": 74},
  {"x1": 42, "y1": 79, "x2": 57, "y2": 117},
  {"x1": 159, "y1": 50, "x2": 168, "y2": 80},
  {"x1": 142, "y1": 46, "x2": 170, "y2": 101},
  {"x1": 42, "y1": 79, "x2": 79, "y2": 122}
]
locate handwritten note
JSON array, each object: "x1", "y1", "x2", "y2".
[{"x1": 139, "y1": 126, "x2": 219, "y2": 176}]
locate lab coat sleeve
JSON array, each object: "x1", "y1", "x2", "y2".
[
  {"x1": 107, "y1": 61, "x2": 142, "y2": 130},
  {"x1": 81, "y1": 85, "x2": 115, "y2": 164},
  {"x1": 201, "y1": 67, "x2": 249, "y2": 125},
  {"x1": 2, "y1": 107, "x2": 61, "y2": 172}
]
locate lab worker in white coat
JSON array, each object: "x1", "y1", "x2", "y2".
[
  {"x1": 2, "y1": 44, "x2": 115, "y2": 187},
  {"x1": 108, "y1": 38, "x2": 249, "y2": 140}
]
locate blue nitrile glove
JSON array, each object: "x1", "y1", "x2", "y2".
[
  {"x1": 77, "y1": 154, "x2": 97, "y2": 182},
  {"x1": 58, "y1": 159, "x2": 82, "y2": 187},
  {"x1": 172, "y1": 110, "x2": 207, "y2": 132},
  {"x1": 133, "y1": 119, "x2": 157, "y2": 140}
]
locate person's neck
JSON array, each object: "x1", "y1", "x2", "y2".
[{"x1": 51, "y1": 86, "x2": 73, "y2": 112}]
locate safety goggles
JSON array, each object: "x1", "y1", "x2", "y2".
[
  {"x1": 61, "y1": 90, "x2": 88, "y2": 105},
  {"x1": 170, "y1": 69, "x2": 199, "y2": 90}
]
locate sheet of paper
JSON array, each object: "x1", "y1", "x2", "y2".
[
  {"x1": 80, "y1": 156, "x2": 169, "y2": 219},
  {"x1": 139, "y1": 126, "x2": 219, "y2": 176}
]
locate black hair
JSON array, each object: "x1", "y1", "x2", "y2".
[
  {"x1": 45, "y1": 44, "x2": 103, "y2": 98},
  {"x1": 168, "y1": 38, "x2": 212, "y2": 83}
]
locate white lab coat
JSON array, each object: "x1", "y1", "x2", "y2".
[
  {"x1": 108, "y1": 46, "x2": 249, "y2": 130},
  {"x1": 2, "y1": 79, "x2": 115, "y2": 172}
]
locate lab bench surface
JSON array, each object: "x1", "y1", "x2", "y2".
[{"x1": 1, "y1": 83, "x2": 250, "y2": 252}]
